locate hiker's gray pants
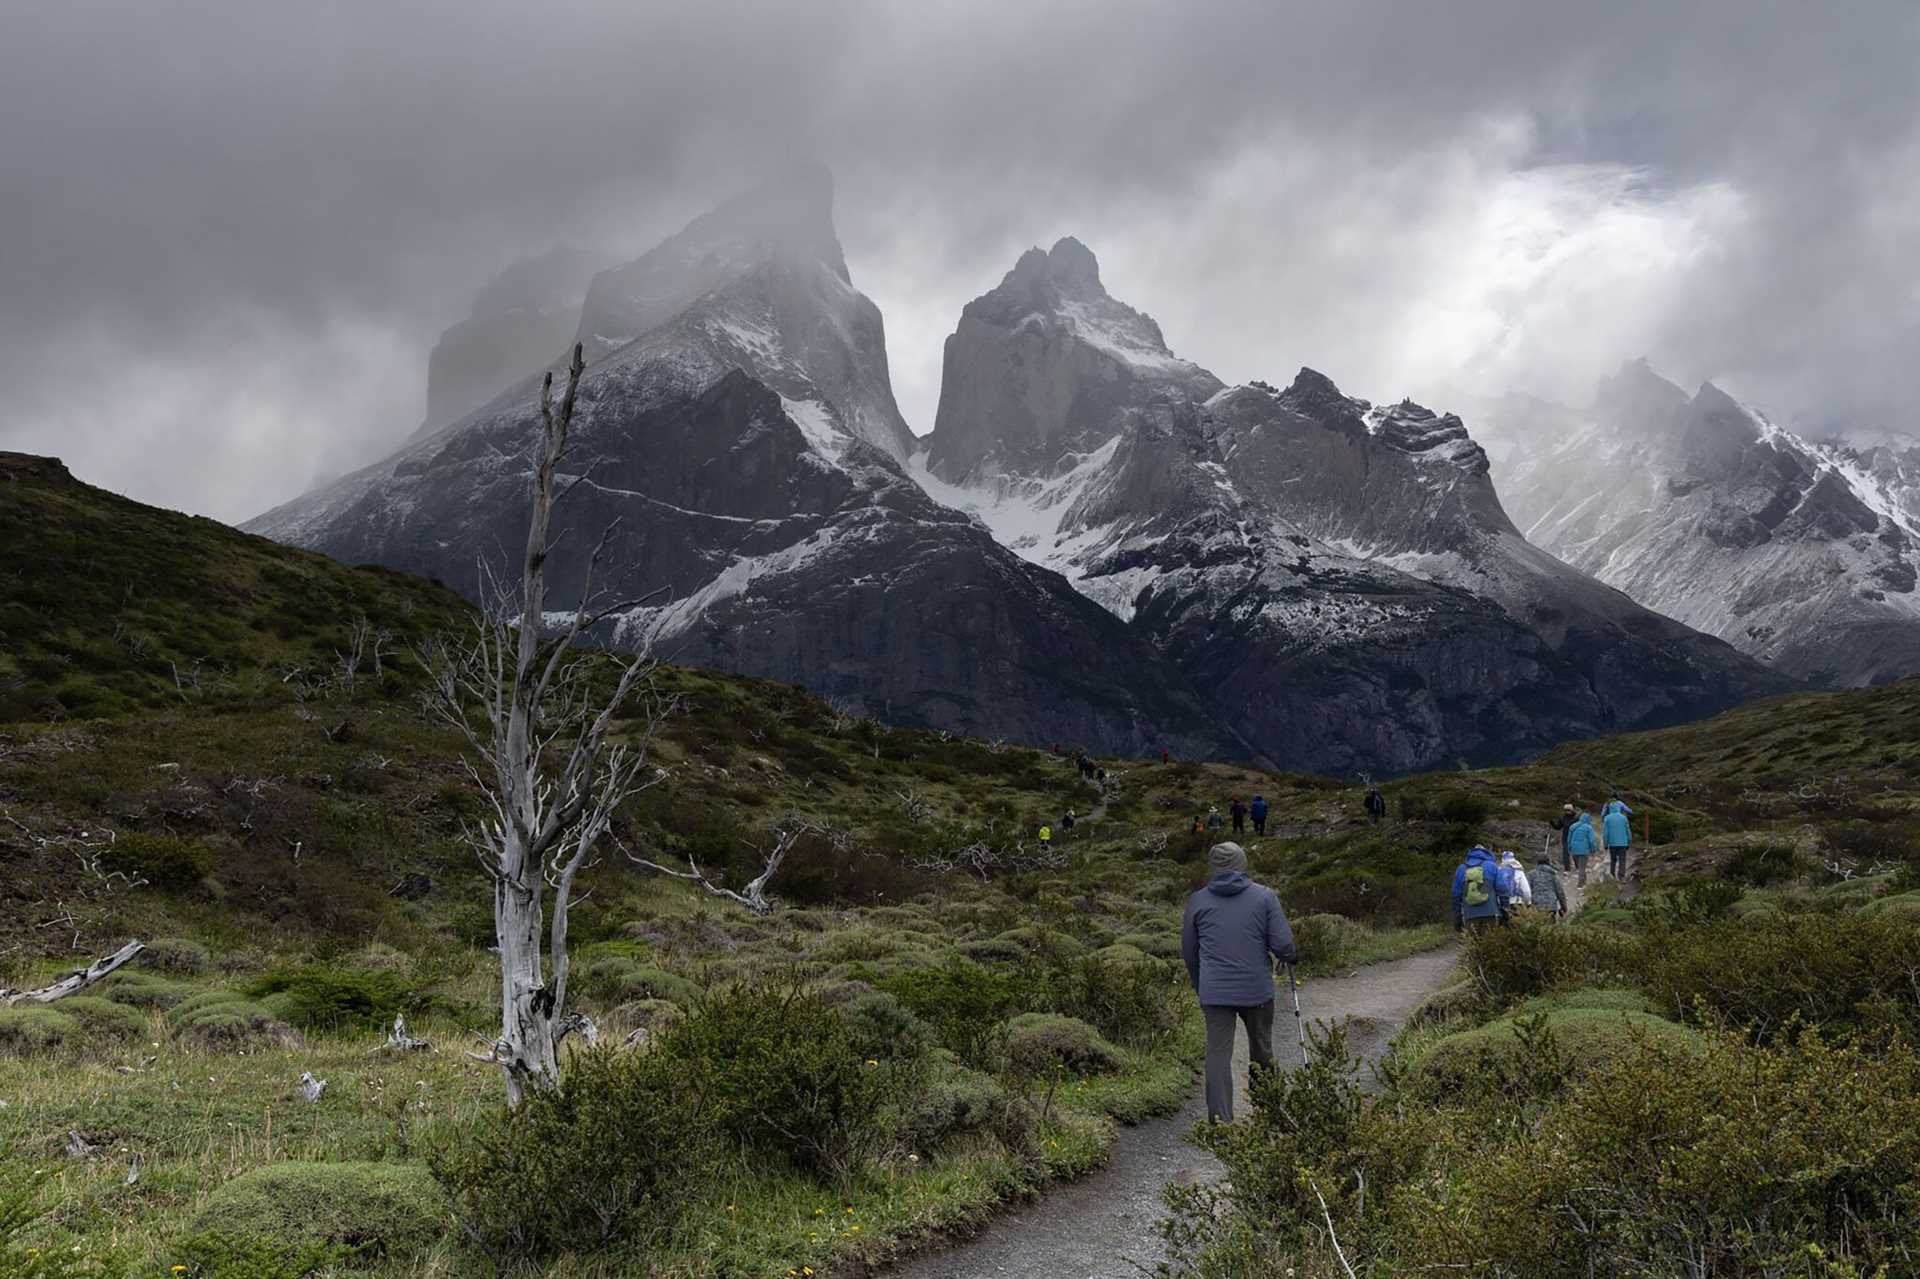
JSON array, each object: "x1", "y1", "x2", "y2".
[
  {"x1": 1203, "y1": 1000, "x2": 1275, "y2": 1123},
  {"x1": 1609, "y1": 847, "x2": 1628, "y2": 879}
]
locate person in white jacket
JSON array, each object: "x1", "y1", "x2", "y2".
[{"x1": 1499, "y1": 851, "x2": 1533, "y2": 907}]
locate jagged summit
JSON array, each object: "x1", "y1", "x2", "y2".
[{"x1": 925, "y1": 238, "x2": 1221, "y2": 481}]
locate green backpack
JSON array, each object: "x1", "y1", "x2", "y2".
[{"x1": 1462, "y1": 863, "x2": 1490, "y2": 908}]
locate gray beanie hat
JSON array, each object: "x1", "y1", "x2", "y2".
[{"x1": 1208, "y1": 841, "x2": 1248, "y2": 872}]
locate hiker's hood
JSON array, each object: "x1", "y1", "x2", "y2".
[
  {"x1": 1500, "y1": 852, "x2": 1522, "y2": 866},
  {"x1": 1206, "y1": 870, "x2": 1253, "y2": 896},
  {"x1": 1576, "y1": 813, "x2": 1593, "y2": 825},
  {"x1": 1464, "y1": 846, "x2": 1496, "y2": 867}
]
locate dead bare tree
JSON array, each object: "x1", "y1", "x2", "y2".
[
  {"x1": 625, "y1": 817, "x2": 811, "y2": 916},
  {"x1": 2, "y1": 940, "x2": 145, "y2": 1006},
  {"x1": 420, "y1": 343, "x2": 671, "y2": 1106}
]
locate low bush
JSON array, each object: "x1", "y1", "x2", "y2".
[
  {"x1": 432, "y1": 1046, "x2": 710, "y2": 1260},
  {"x1": 1461, "y1": 918, "x2": 1636, "y2": 1002},
  {"x1": 139, "y1": 937, "x2": 212, "y2": 974},
  {"x1": 895, "y1": 1071, "x2": 1033, "y2": 1159},
  {"x1": 101, "y1": 831, "x2": 211, "y2": 890},
  {"x1": 577, "y1": 958, "x2": 700, "y2": 1007},
  {"x1": 663, "y1": 983, "x2": 922, "y2": 1183},
  {"x1": 881, "y1": 962, "x2": 1036, "y2": 1065},
  {"x1": 174, "y1": 1231, "x2": 352, "y2": 1279},
  {"x1": 1043, "y1": 951, "x2": 1185, "y2": 1049},
  {"x1": 1291, "y1": 913, "x2": 1363, "y2": 969},
  {"x1": 53, "y1": 995, "x2": 145, "y2": 1041},
  {"x1": 244, "y1": 966, "x2": 424, "y2": 1031},
  {"x1": 1410, "y1": 1007, "x2": 1701, "y2": 1096},
  {"x1": 0, "y1": 1006, "x2": 77, "y2": 1057},
  {"x1": 1718, "y1": 843, "x2": 1803, "y2": 887},
  {"x1": 168, "y1": 992, "x2": 302, "y2": 1050},
  {"x1": 1005, "y1": 1013, "x2": 1120, "y2": 1076},
  {"x1": 191, "y1": 1162, "x2": 447, "y2": 1262}
]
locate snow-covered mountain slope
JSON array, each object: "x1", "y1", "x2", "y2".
[
  {"x1": 1493, "y1": 361, "x2": 1920, "y2": 686},
  {"x1": 909, "y1": 245, "x2": 1791, "y2": 772},
  {"x1": 244, "y1": 175, "x2": 1228, "y2": 758},
  {"x1": 924, "y1": 236, "x2": 1220, "y2": 482}
]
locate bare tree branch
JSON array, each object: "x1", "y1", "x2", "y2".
[{"x1": 1, "y1": 940, "x2": 144, "y2": 1006}]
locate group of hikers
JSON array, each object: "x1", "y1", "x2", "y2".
[
  {"x1": 1189, "y1": 795, "x2": 1270, "y2": 836},
  {"x1": 1182, "y1": 792, "x2": 1641, "y2": 1121},
  {"x1": 1453, "y1": 794, "x2": 1636, "y2": 931}
]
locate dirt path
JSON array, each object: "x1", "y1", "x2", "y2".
[{"x1": 882, "y1": 945, "x2": 1462, "y2": 1279}]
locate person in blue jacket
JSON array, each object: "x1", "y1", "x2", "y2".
[
  {"x1": 1249, "y1": 794, "x2": 1268, "y2": 836},
  {"x1": 1451, "y1": 845, "x2": 1510, "y2": 933},
  {"x1": 1566, "y1": 811, "x2": 1599, "y2": 886},
  {"x1": 1602, "y1": 795, "x2": 1634, "y2": 881},
  {"x1": 1182, "y1": 842, "x2": 1297, "y2": 1123}
]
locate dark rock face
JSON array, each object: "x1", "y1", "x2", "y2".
[
  {"x1": 912, "y1": 244, "x2": 1792, "y2": 773},
  {"x1": 925, "y1": 237, "x2": 1220, "y2": 481},
  {"x1": 1496, "y1": 362, "x2": 1920, "y2": 686},
  {"x1": 424, "y1": 246, "x2": 613, "y2": 434},
  {"x1": 245, "y1": 177, "x2": 1229, "y2": 760}
]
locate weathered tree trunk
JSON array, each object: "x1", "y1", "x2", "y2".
[
  {"x1": 494, "y1": 874, "x2": 559, "y2": 1104},
  {"x1": 1, "y1": 941, "x2": 144, "y2": 1006}
]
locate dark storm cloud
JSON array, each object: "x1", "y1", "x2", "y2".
[{"x1": 1, "y1": 1, "x2": 1915, "y2": 519}]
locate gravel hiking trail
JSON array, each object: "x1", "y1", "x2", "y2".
[{"x1": 881, "y1": 944, "x2": 1462, "y2": 1279}]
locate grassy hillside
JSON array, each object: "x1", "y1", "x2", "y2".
[{"x1": 3, "y1": 454, "x2": 1918, "y2": 1277}]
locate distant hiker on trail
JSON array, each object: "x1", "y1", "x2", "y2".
[
  {"x1": 1051, "y1": 742, "x2": 1061, "y2": 756},
  {"x1": 1062, "y1": 810, "x2": 1077, "y2": 835},
  {"x1": 1602, "y1": 797, "x2": 1633, "y2": 881},
  {"x1": 1565, "y1": 811, "x2": 1598, "y2": 886},
  {"x1": 1452, "y1": 844, "x2": 1510, "y2": 933},
  {"x1": 1161, "y1": 747, "x2": 1171, "y2": 765},
  {"x1": 1096, "y1": 766, "x2": 1107, "y2": 785},
  {"x1": 1250, "y1": 794, "x2": 1268, "y2": 836},
  {"x1": 1205, "y1": 806, "x2": 1225, "y2": 831},
  {"x1": 1192, "y1": 815, "x2": 1205, "y2": 834},
  {"x1": 1181, "y1": 841, "x2": 1297, "y2": 1123},
  {"x1": 1038, "y1": 823, "x2": 1052, "y2": 846},
  {"x1": 1365, "y1": 788, "x2": 1387, "y2": 824},
  {"x1": 1551, "y1": 803, "x2": 1578, "y2": 871},
  {"x1": 1229, "y1": 797, "x2": 1247, "y2": 833},
  {"x1": 1530, "y1": 850, "x2": 1569, "y2": 920},
  {"x1": 1499, "y1": 851, "x2": 1532, "y2": 907}
]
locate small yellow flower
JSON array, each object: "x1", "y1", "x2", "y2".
[
  {"x1": 172, "y1": 1269, "x2": 188, "y2": 1275},
  {"x1": 850, "y1": 1224, "x2": 862, "y2": 1233},
  {"x1": 804, "y1": 1269, "x2": 815, "y2": 1277},
  {"x1": 814, "y1": 1207, "x2": 825, "y2": 1216},
  {"x1": 865, "y1": 1059, "x2": 879, "y2": 1067}
]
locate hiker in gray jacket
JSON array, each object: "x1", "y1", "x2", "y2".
[
  {"x1": 1181, "y1": 842, "x2": 1298, "y2": 1123},
  {"x1": 1529, "y1": 852, "x2": 1569, "y2": 920}
]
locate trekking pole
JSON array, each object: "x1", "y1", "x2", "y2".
[{"x1": 1288, "y1": 964, "x2": 1307, "y2": 1063}]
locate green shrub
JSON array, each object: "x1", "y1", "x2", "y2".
[
  {"x1": 139, "y1": 937, "x2": 212, "y2": 974},
  {"x1": 1005, "y1": 1013, "x2": 1120, "y2": 1075},
  {"x1": 0, "y1": 1007, "x2": 78, "y2": 1057},
  {"x1": 842, "y1": 991, "x2": 934, "y2": 1061},
  {"x1": 2, "y1": 1159, "x2": 119, "y2": 1278},
  {"x1": 1435, "y1": 792, "x2": 1491, "y2": 825},
  {"x1": 1411, "y1": 1008, "x2": 1701, "y2": 1095},
  {"x1": 1461, "y1": 918, "x2": 1636, "y2": 1002},
  {"x1": 1719, "y1": 843, "x2": 1803, "y2": 887},
  {"x1": 660, "y1": 984, "x2": 922, "y2": 1182},
  {"x1": 1116, "y1": 931, "x2": 1183, "y2": 960},
  {"x1": 191, "y1": 1162, "x2": 446, "y2": 1261},
  {"x1": 577, "y1": 959, "x2": 700, "y2": 1007},
  {"x1": 101, "y1": 832, "x2": 211, "y2": 890},
  {"x1": 895, "y1": 1071, "x2": 1034, "y2": 1159},
  {"x1": 432, "y1": 1046, "x2": 710, "y2": 1260},
  {"x1": 244, "y1": 966, "x2": 423, "y2": 1031},
  {"x1": 882, "y1": 963, "x2": 1036, "y2": 1065},
  {"x1": 53, "y1": 996, "x2": 145, "y2": 1041},
  {"x1": 168, "y1": 992, "x2": 302, "y2": 1050},
  {"x1": 102, "y1": 972, "x2": 195, "y2": 1009},
  {"x1": 1291, "y1": 913, "x2": 1363, "y2": 970},
  {"x1": 1043, "y1": 951, "x2": 1185, "y2": 1049},
  {"x1": 175, "y1": 1231, "x2": 352, "y2": 1279}
]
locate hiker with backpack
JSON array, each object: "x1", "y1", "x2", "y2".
[
  {"x1": 1061, "y1": 809, "x2": 1076, "y2": 836},
  {"x1": 1499, "y1": 851, "x2": 1532, "y2": 908},
  {"x1": 1565, "y1": 811, "x2": 1598, "y2": 886},
  {"x1": 1205, "y1": 806, "x2": 1225, "y2": 831},
  {"x1": 1452, "y1": 845, "x2": 1510, "y2": 933},
  {"x1": 1229, "y1": 797, "x2": 1247, "y2": 833},
  {"x1": 1602, "y1": 795, "x2": 1633, "y2": 881},
  {"x1": 1529, "y1": 850, "x2": 1569, "y2": 920},
  {"x1": 1365, "y1": 787, "x2": 1387, "y2": 824},
  {"x1": 1038, "y1": 822, "x2": 1052, "y2": 847},
  {"x1": 1249, "y1": 794, "x2": 1268, "y2": 836},
  {"x1": 1181, "y1": 841, "x2": 1297, "y2": 1123}
]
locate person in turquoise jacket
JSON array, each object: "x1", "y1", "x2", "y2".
[
  {"x1": 1566, "y1": 812, "x2": 1598, "y2": 886},
  {"x1": 1602, "y1": 796, "x2": 1633, "y2": 881}
]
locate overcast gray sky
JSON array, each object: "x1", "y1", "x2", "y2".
[{"x1": 2, "y1": 0, "x2": 1916, "y2": 521}]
